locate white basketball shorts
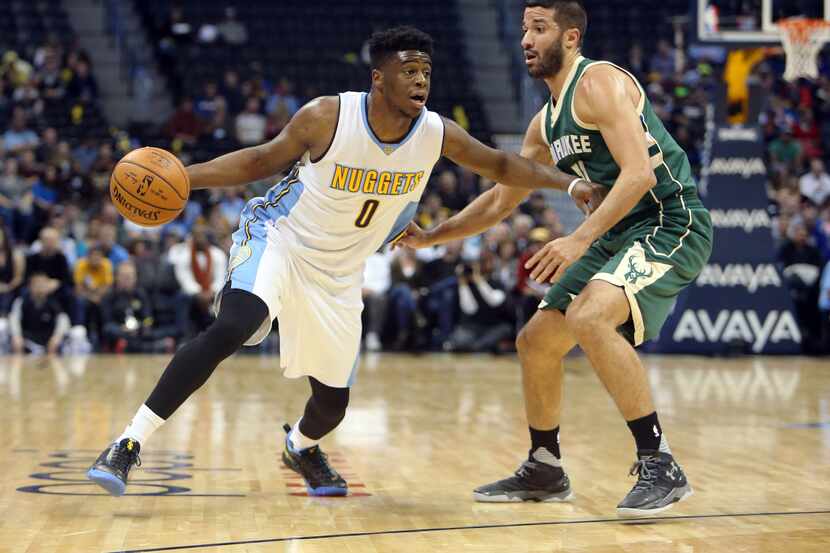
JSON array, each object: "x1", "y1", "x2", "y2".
[{"x1": 220, "y1": 222, "x2": 363, "y2": 388}]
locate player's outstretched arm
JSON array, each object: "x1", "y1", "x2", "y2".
[
  {"x1": 186, "y1": 97, "x2": 338, "y2": 189},
  {"x1": 441, "y1": 116, "x2": 573, "y2": 191},
  {"x1": 398, "y1": 112, "x2": 551, "y2": 249},
  {"x1": 396, "y1": 184, "x2": 527, "y2": 249},
  {"x1": 399, "y1": 112, "x2": 604, "y2": 249}
]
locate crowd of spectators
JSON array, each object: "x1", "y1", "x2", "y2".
[
  {"x1": 0, "y1": 40, "x2": 246, "y2": 355},
  {"x1": 760, "y1": 71, "x2": 830, "y2": 354}
]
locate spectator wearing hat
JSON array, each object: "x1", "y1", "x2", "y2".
[
  {"x1": 9, "y1": 272, "x2": 70, "y2": 355},
  {"x1": 516, "y1": 227, "x2": 552, "y2": 326},
  {"x1": 167, "y1": 222, "x2": 226, "y2": 334}
]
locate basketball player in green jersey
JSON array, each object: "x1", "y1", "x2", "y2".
[{"x1": 399, "y1": 0, "x2": 712, "y2": 516}]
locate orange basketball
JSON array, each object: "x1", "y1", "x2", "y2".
[{"x1": 110, "y1": 147, "x2": 190, "y2": 227}]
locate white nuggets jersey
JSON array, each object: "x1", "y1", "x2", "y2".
[
  {"x1": 248, "y1": 91, "x2": 443, "y2": 278},
  {"x1": 227, "y1": 92, "x2": 442, "y2": 385}
]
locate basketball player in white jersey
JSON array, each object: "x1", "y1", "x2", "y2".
[{"x1": 87, "y1": 26, "x2": 603, "y2": 497}]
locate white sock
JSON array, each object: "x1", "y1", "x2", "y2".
[
  {"x1": 288, "y1": 418, "x2": 319, "y2": 451},
  {"x1": 117, "y1": 404, "x2": 165, "y2": 446}
]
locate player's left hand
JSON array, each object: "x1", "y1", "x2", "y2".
[
  {"x1": 570, "y1": 180, "x2": 608, "y2": 215},
  {"x1": 394, "y1": 222, "x2": 434, "y2": 249},
  {"x1": 526, "y1": 234, "x2": 591, "y2": 283}
]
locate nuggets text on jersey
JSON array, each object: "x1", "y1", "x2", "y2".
[{"x1": 329, "y1": 163, "x2": 425, "y2": 196}]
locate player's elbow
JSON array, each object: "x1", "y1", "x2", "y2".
[
  {"x1": 492, "y1": 151, "x2": 511, "y2": 183},
  {"x1": 492, "y1": 202, "x2": 514, "y2": 222},
  {"x1": 635, "y1": 167, "x2": 657, "y2": 190}
]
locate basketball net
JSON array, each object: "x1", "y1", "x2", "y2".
[{"x1": 778, "y1": 17, "x2": 830, "y2": 81}]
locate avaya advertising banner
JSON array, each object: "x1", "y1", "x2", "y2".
[
  {"x1": 703, "y1": 126, "x2": 771, "y2": 263},
  {"x1": 651, "y1": 126, "x2": 801, "y2": 354}
]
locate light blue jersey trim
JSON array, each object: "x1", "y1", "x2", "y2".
[
  {"x1": 383, "y1": 201, "x2": 419, "y2": 245},
  {"x1": 231, "y1": 177, "x2": 304, "y2": 246},
  {"x1": 346, "y1": 354, "x2": 360, "y2": 387},
  {"x1": 228, "y1": 177, "x2": 304, "y2": 286},
  {"x1": 360, "y1": 92, "x2": 425, "y2": 155}
]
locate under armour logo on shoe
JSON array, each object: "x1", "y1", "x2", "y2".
[{"x1": 667, "y1": 462, "x2": 679, "y2": 481}]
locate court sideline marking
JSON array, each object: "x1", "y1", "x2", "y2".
[{"x1": 110, "y1": 508, "x2": 830, "y2": 552}]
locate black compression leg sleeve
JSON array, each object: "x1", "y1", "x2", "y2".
[
  {"x1": 298, "y1": 377, "x2": 350, "y2": 440},
  {"x1": 145, "y1": 289, "x2": 268, "y2": 419}
]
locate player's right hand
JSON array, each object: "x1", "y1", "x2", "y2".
[
  {"x1": 393, "y1": 222, "x2": 434, "y2": 250},
  {"x1": 570, "y1": 181, "x2": 608, "y2": 215}
]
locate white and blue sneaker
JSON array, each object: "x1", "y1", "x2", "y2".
[
  {"x1": 281, "y1": 424, "x2": 347, "y2": 497},
  {"x1": 87, "y1": 438, "x2": 142, "y2": 496}
]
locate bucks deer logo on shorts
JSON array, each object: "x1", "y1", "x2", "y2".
[
  {"x1": 625, "y1": 254, "x2": 654, "y2": 285},
  {"x1": 615, "y1": 242, "x2": 672, "y2": 293}
]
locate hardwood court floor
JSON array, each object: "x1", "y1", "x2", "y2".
[{"x1": 1, "y1": 353, "x2": 829, "y2": 552}]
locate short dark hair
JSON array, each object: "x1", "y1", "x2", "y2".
[
  {"x1": 368, "y1": 26, "x2": 434, "y2": 69},
  {"x1": 525, "y1": 1, "x2": 587, "y2": 47}
]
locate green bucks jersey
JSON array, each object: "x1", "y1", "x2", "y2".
[{"x1": 541, "y1": 56, "x2": 697, "y2": 222}]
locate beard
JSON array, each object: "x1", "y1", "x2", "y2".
[{"x1": 527, "y1": 35, "x2": 564, "y2": 78}]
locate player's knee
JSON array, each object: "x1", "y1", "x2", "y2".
[
  {"x1": 515, "y1": 326, "x2": 532, "y2": 355},
  {"x1": 310, "y1": 381, "x2": 349, "y2": 419},
  {"x1": 517, "y1": 314, "x2": 568, "y2": 359},
  {"x1": 314, "y1": 394, "x2": 349, "y2": 425},
  {"x1": 203, "y1": 316, "x2": 253, "y2": 356},
  {"x1": 325, "y1": 391, "x2": 350, "y2": 419}
]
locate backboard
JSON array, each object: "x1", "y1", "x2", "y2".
[{"x1": 695, "y1": 0, "x2": 830, "y2": 44}]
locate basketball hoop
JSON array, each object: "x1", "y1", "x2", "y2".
[{"x1": 777, "y1": 17, "x2": 830, "y2": 81}]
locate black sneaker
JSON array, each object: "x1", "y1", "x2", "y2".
[
  {"x1": 86, "y1": 438, "x2": 142, "y2": 497},
  {"x1": 473, "y1": 451, "x2": 573, "y2": 503},
  {"x1": 616, "y1": 450, "x2": 693, "y2": 517},
  {"x1": 281, "y1": 424, "x2": 347, "y2": 497}
]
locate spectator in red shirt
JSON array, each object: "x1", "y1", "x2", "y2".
[
  {"x1": 792, "y1": 107, "x2": 821, "y2": 160},
  {"x1": 164, "y1": 97, "x2": 203, "y2": 145},
  {"x1": 516, "y1": 227, "x2": 552, "y2": 326}
]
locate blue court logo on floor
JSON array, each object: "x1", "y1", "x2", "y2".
[{"x1": 15, "y1": 449, "x2": 246, "y2": 497}]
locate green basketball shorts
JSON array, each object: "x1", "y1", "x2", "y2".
[{"x1": 540, "y1": 193, "x2": 713, "y2": 346}]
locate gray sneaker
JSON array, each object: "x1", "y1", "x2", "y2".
[
  {"x1": 473, "y1": 455, "x2": 573, "y2": 503},
  {"x1": 616, "y1": 450, "x2": 693, "y2": 517}
]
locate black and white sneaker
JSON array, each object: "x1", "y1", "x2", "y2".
[
  {"x1": 473, "y1": 449, "x2": 573, "y2": 503},
  {"x1": 616, "y1": 450, "x2": 693, "y2": 517},
  {"x1": 86, "y1": 438, "x2": 142, "y2": 497},
  {"x1": 281, "y1": 424, "x2": 347, "y2": 497}
]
